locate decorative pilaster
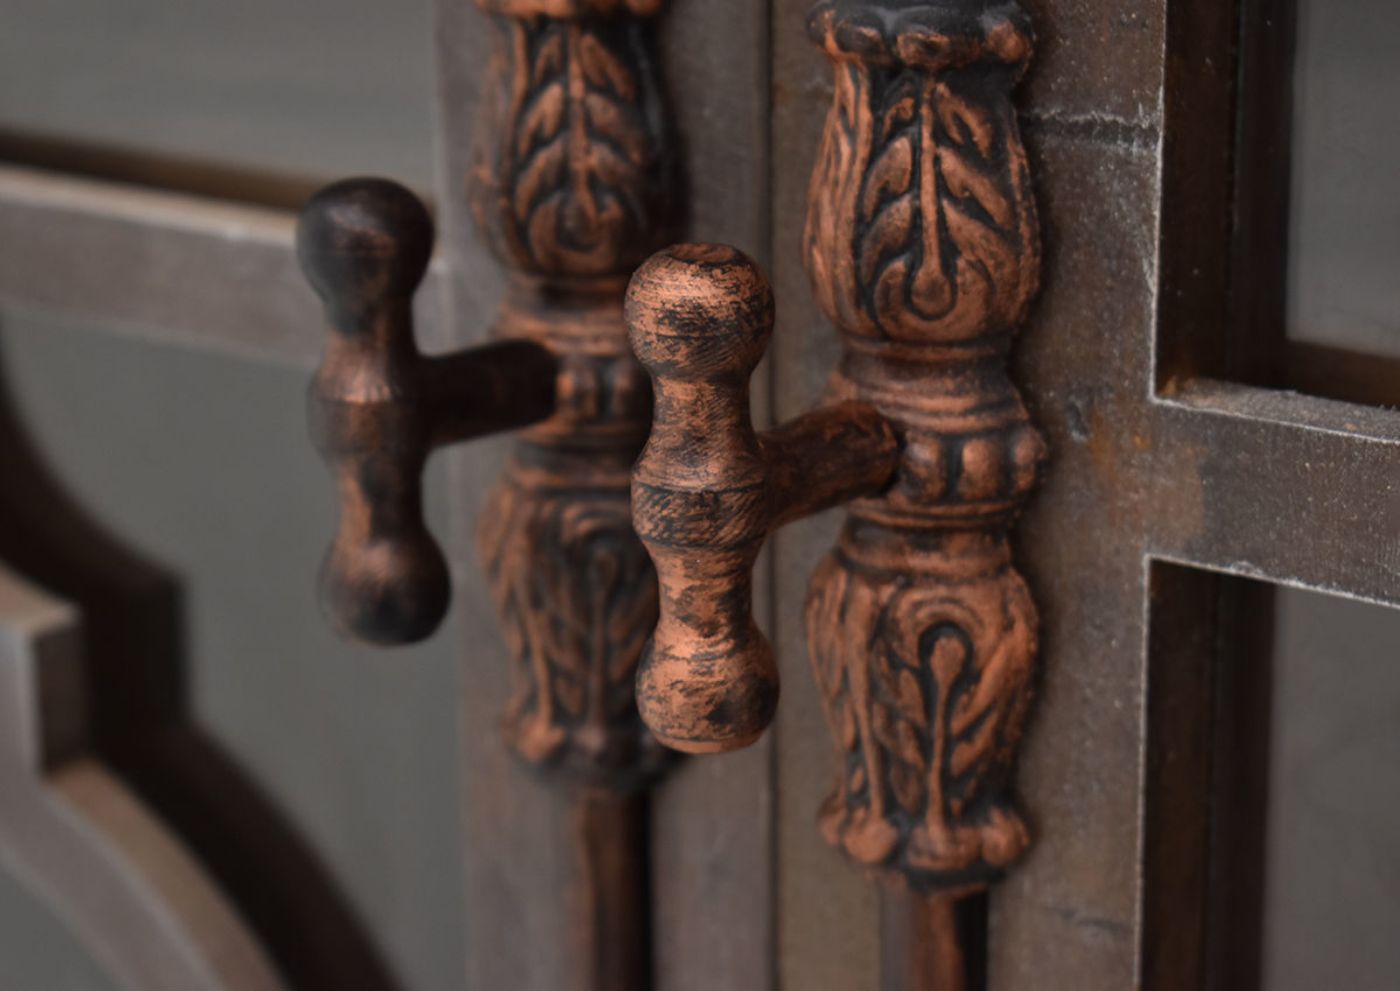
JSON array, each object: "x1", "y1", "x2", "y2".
[
  {"x1": 469, "y1": 0, "x2": 676, "y2": 789},
  {"x1": 801, "y1": 0, "x2": 1043, "y2": 894}
]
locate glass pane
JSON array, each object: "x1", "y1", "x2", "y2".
[
  {"x1": 1288, "y1": 0, "x2": 1400, "y2": 359},
  {"x1": 1264, "y1": 587, "x2": 1400, "y2": 989},
  {"x1": 0, "y1": 0, "x2": 434, "y2": 190},
  {"x1": 0, "y1": 308, "x2": 462, "y2": 990}
]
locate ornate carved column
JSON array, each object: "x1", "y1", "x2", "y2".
[
  {"x1": 802, "y1": 0, "x2": 1042, "y2": 900},
  {"x1": 470, "y1": 5, "x2": 675, "y2": 988},
  {"x1": 300, "y1": 1, "x2": 675, "y2": 987},
  {"x1": 624, "y1": 1, "x2": 1043, "y2": 984},
  {"x1": 470, "y1": 0, "x2": 673, "y2": 791}
]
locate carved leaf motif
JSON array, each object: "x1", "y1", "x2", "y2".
[
  {"x1": 896, "y1": 669, "x2": 926, "y2": 729},
  {"x1": 872, "y1": 702, "x2": 898, "y2": 753},
  {"x1": 477, "y1": 473, "x2": 659, "y2": 783},
  {"x1": 555, "y1": 674, "x2": 585, "y2": 716},
  {"x1": 472, "y1": 17, "x2": 668, "y2": 277},
  {"x1": 578, "y1": 31, "x2": 635, "y2": 99},
  {"x1": 839, "y1": 702, "x2": 858, "y2": 751},
  {"x1": 890, "y1": 762, "x2": 923, "y2": 816},
  {"x1": 804, "y1": 60, "x2": 1039, "y2": 345}
]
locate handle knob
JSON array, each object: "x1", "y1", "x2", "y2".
[
  {"x1": 626, "y1": 245, "x2": 898, "y2": 753},
  {"x1": 627, "y1": 245, "x2": 779, "y2": 753},
  {"x1": 300, "y1": 179, "x2": 449, "y2": 645}
]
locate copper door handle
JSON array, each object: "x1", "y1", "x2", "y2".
[
  {"x1": 626, "y1": 0, "x2": 1046, "y2": 979},
  {"x1": 626, "y1": 245, "x2": 900, "y2": 752},
  {"x1": 302, "y1": 2, "x2": 674, "y2": 986},
  {"x1": 301, "y1": 179, "x2": 556, "y2": 645},
  {"x1": 299, "y1": 0, "x2": 673, "y2": 668}
]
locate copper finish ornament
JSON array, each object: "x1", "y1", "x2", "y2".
[
  {"x1": 302, "y1": 2, "x2": 672, "y2": 987},
  {"x1": 626, "y1": 0, "x2": 1044, "y2": 972},
  {"x1": 469, "y1": 0, "x2": 674, "y2": 787},
  {"x1": 302, "y1": 0, "x2": 672, "y2": 793}
]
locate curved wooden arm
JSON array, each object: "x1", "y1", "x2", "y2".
[
  {"x1": 299, "y1": 178, "x2": 556, "y2": 644},
  {"x1": 626, "y1": 245, "x2": 899, "y2": 753}
]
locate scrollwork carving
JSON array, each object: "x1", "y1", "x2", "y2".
[
  {"x1": 802, "y1": 0, "x2": 1045, "y2": 895},
  {"x1": 469, "y1": 0, "x2": 672, "y2": 786}
]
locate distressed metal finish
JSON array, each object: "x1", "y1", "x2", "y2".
[
  {"x1": 469, "y1": 0, "x2": 674, "y2": 784},
  {"x1": 802, "y1": 0, "x2": 1043, "y2": 898},
  {"x1": 431, "y1": 0, "x2": 777, "y2": 986},
  {"x1": 628, "y1": 244, "x2": 900, "y2": 754},
  {"x1": 302, "y1": 1, "x2": 673, "y2": 987},
  {"x1": 627, "y1": 2, "x2": 1044, "y2": 983},
  {"x1": 300, "y1": 178, "x2": 557, "y2": 646},
  {"x1": 301, "y1": 1, "x2": 673, "y2": 781}
]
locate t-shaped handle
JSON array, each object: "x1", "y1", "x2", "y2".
[
  {"x1": 626, "y1": 245, "x2": 899, "y2": 752},
  {"x1": 300, "y1": 178, "x2": 555, "y2": 644}
]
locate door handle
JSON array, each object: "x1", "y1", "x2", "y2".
[
  {"x1": 626, "y1": 0, "x2": 1044, "y2": 982},
  {"x1": 300, "y1": 180, "x2": 557, "y2": 646},
  {"x1": 301, "y1": 3, "x2": 674, "y2": 985}
]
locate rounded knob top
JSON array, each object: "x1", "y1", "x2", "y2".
[
  {"x1": 625, "y1": 244, "x2": 774, "y2": 381},
  {"x1": 297, "y1": 178, "x2": 433, "y2": 309}
]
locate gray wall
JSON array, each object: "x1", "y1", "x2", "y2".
[{"x1": 1263, "y1": 588, "x2": 1400, "y2": 991}]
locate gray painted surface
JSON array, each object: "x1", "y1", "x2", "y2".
[
  {"x1": 1263, "y1": 588, "x2": 1400, "y2": 991},
  {"x1": 0, "y1": 869, "x2": 118, "y2": 991},
  {"x1": 0, "y1": 310, "x2": 463, "y2": 991},
  {"x1": 0, "y1": 0, "x2": 435, "y2": 190},
  {"x1": 1289, "y1": 0, "x2": 1400, "y2": 358}
]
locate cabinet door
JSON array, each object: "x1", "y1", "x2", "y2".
[{"x1": 3, "y1": 2, "x2": 1396, "y2": 989}]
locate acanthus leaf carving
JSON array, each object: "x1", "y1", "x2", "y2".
[
  {"x1": 479, "y1": 461, "x2": 664, "y2": 790},
  {"x1": 807, "y1": 538, "x2": 1035, "y2": 891},
  {"x1": 804, "y1": 6, "x2": 1039, "y2": 349},
  {"x1": 469, "y1": 10, "x2": 673, "y2": 280}
]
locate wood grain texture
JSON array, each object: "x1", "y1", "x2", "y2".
[{"x1": 0, "y1": 166, "x2": 378, "y2": 370}]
